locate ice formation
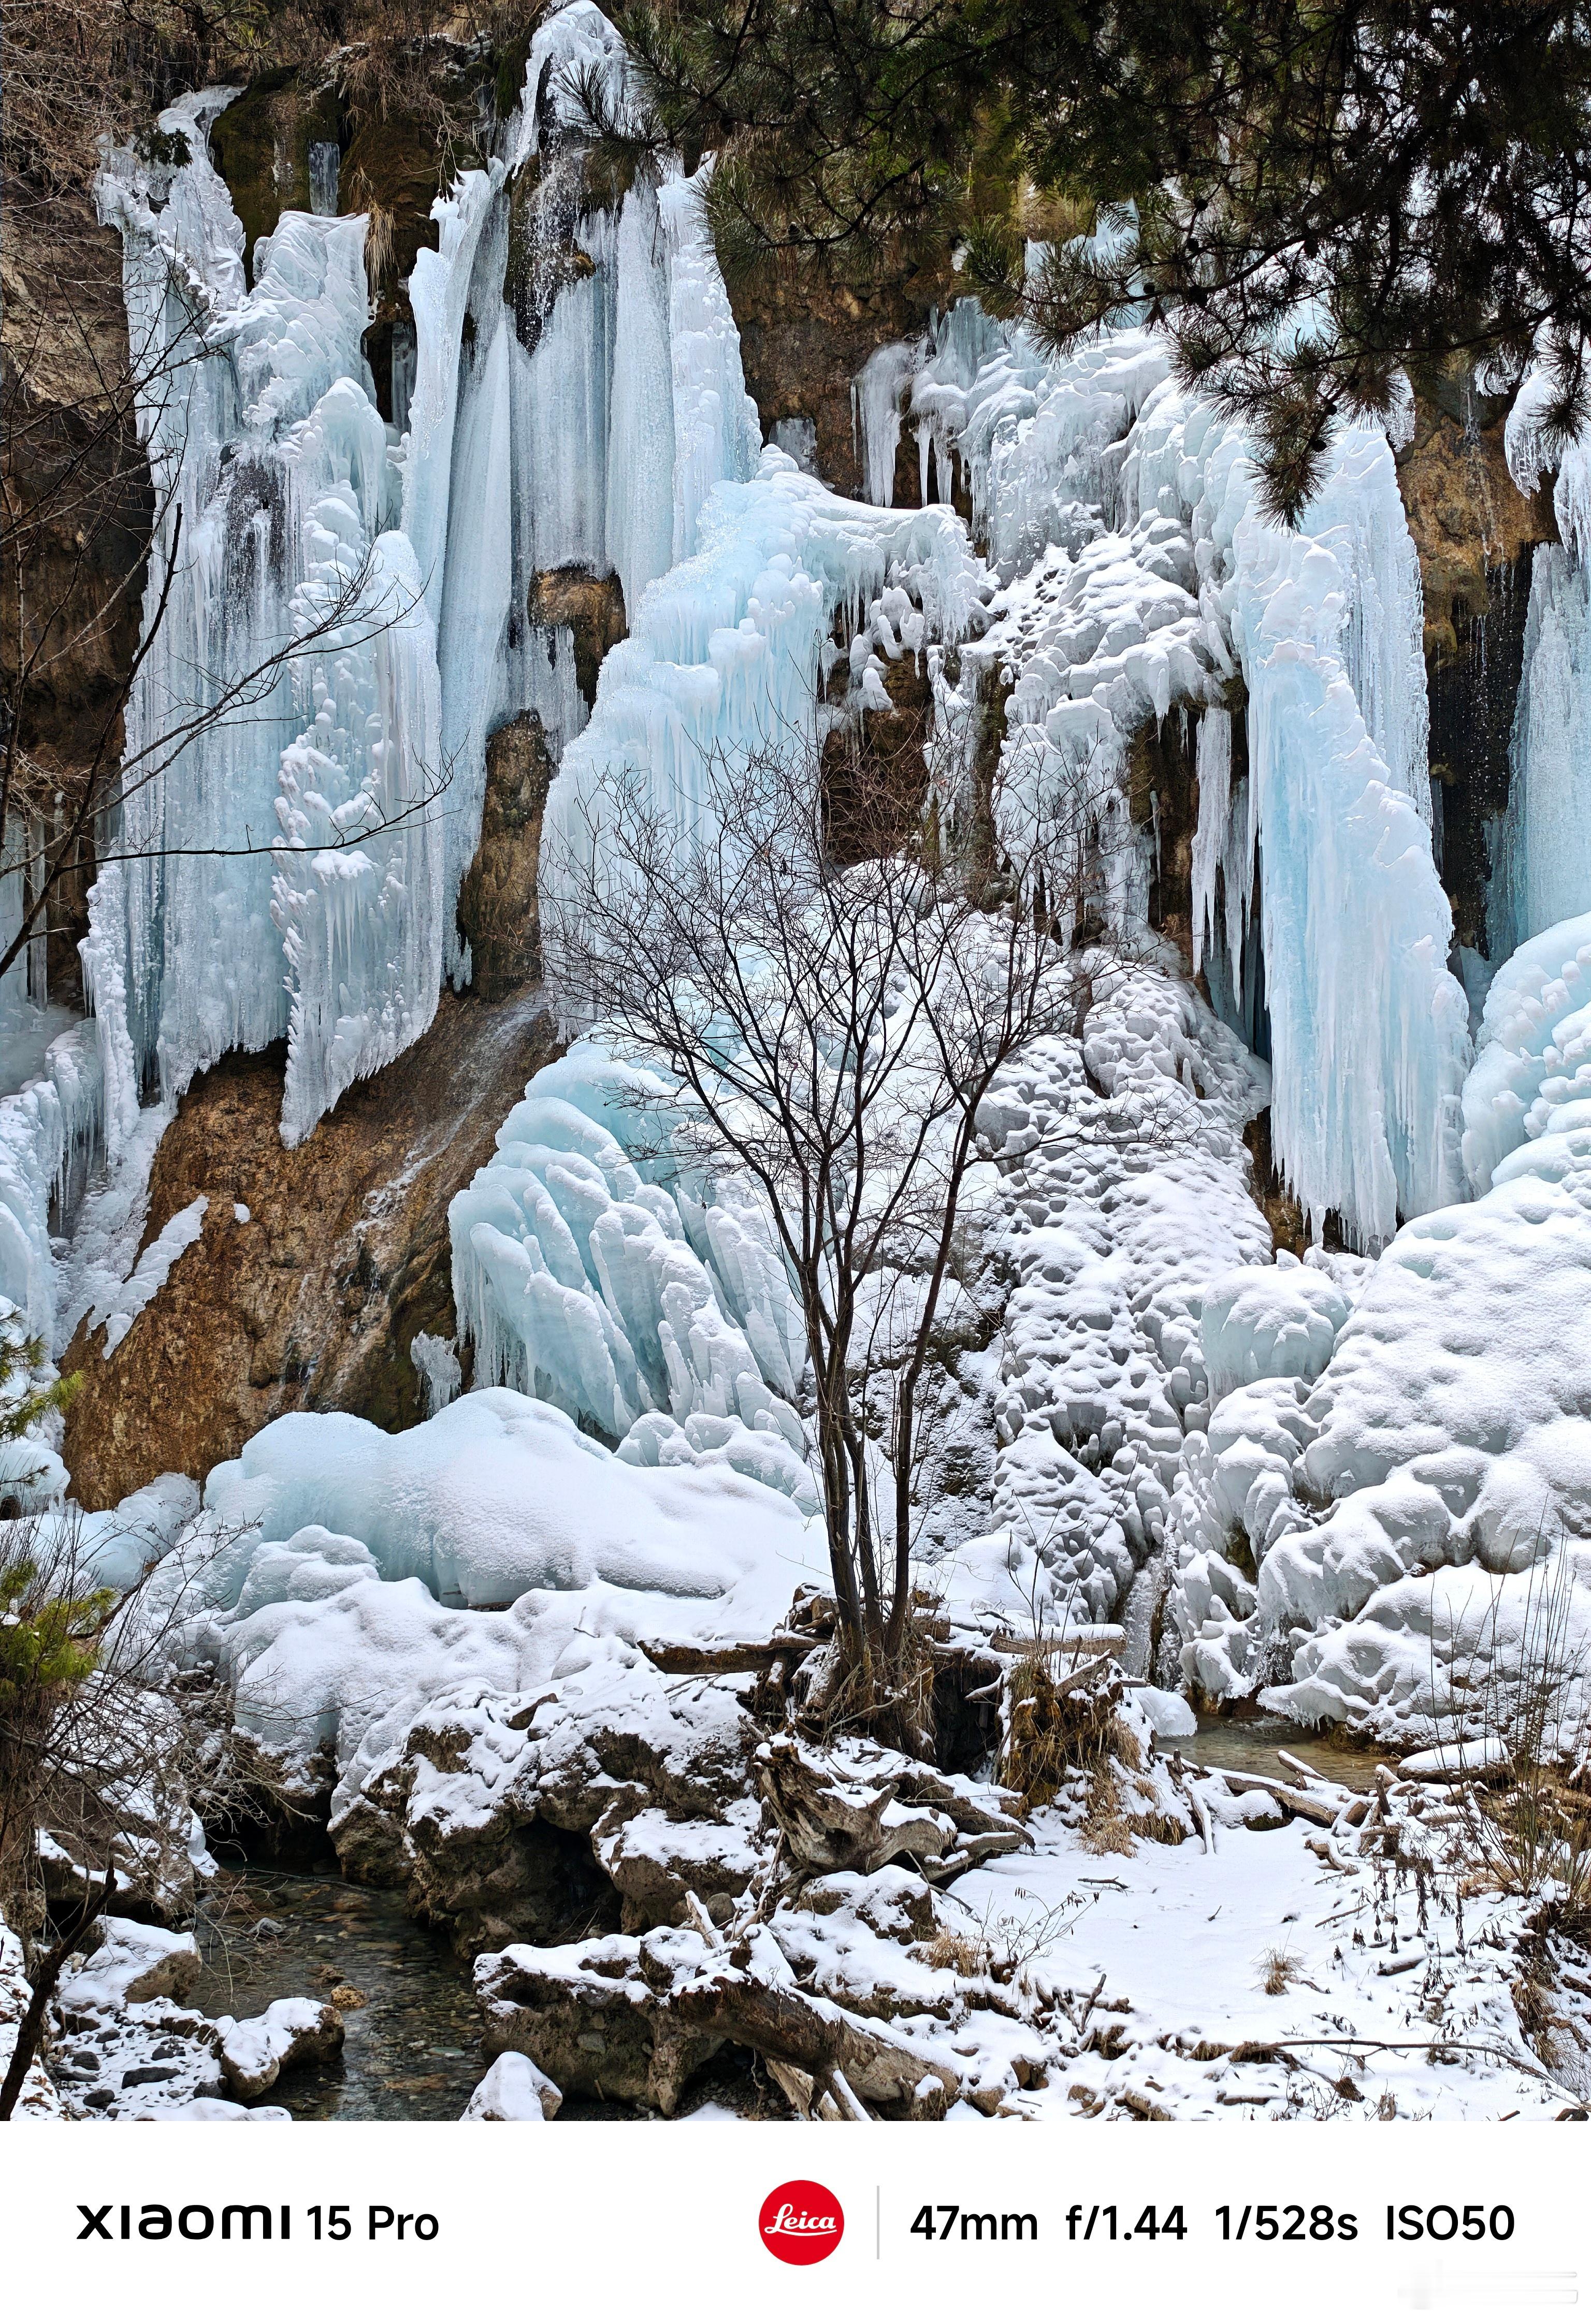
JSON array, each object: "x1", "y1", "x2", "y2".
[
  {"x1": 1461, "y1": 907, "x2": 1591, "y2": 1194},
  {"x1": 913, "y1": 319, "x2": 1467, "y2": 1250},
  {"x1": 1164, "y1": 1050, "x2": 1591, "y2": 1736},
  {"x1": 537, "y1": 449, "x2": 982, "y2": 921},
  {"x1": 1494, "y1": 372, "x2": 1591, "y2": 957},
  {"x1": 938, "y1": 953, "x2": 1272, "y2": 1631},
  {"x1": 44, "y1": 20, "x2": 1591, "y2": 1785},
  {"x1": 450, "y1": 1044, "x2": 812, "y2": 1504},
  {"x1": 85, "y1": 25, "x2": 777, "y2": 1170},
  {"x1": 0, "y1": 1024, "x2": 101, "y2": 1342}
]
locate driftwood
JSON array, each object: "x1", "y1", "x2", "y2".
[
  {"x1": 756, "y1": 1733, "x2": 1026, "y2": 1881},
  {"x1": 667, "y1": 1960, "x2": 957, "y2": 2118},
  {"x1": 988, "y1": 1625, "x2": 1126, "y2": 1658},
  {"x1": 1195, "y1": 1764, "x2": 1341, "y2": 1828}
]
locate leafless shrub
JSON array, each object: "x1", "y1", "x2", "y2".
[
  {"x1": 0, "y1": 1502, "x2": 297, "y2": 2114},
  {"x1": 1434, "y1": 1547, "x2": 1591, "y2": 1936}
]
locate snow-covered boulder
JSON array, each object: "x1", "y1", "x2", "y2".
[
  {"x1": 1199, "y1": 1253, "x2": 1353, "y2": 1403},
  {"x1": 218, "y1": 1997, "x2": 344, "y2": 2100},
  {"x1": 126, "y1": 2096, "x2": 293, "y2": 2121},
  {"x1": 334, "y1": 1654, "x2": 765, "y2": 1952},
  {"x1": 461, "y1": 2051, "x2": 562, "y2": 2120},
  {"x1": 1463, "y1": 910, "x2": 1591, "y2": 1195},
  {"x1": 57, "y1": 1919, "x2": 201, "y2": 2015}
]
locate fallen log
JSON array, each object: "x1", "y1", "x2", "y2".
[
  {"x1": 667, "y1": 1961, "x2": 958, "y2": 2118},
  {"x1": 988, "y1": 1625, "x2": 1126, "y2": 1658},
  {"x1": 636, "y1": 1634, "x2": 819, "y2": 1675},
  {"x1": 1194, "y1": 1765, "x2": 1340, "y2": 1828}
]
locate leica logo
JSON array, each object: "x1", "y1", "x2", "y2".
[{"x1": 759, "y1": 2180, "x2": 845, "y2": 2264}]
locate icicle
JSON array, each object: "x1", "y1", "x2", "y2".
[
  {"x1": 1191, "y1": 708, "x2": 1233, "y2": 977},
  {"x1": 851, "y1": 342, "x2": 920, "y2": 506}
]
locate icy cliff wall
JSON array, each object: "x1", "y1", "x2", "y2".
[
  {"x1": 78, "y1": 8, "x2": 764, "y2": 1174},
  {"x1": 867, "y1": 319, "x2": 1470, "y2": 1253}
]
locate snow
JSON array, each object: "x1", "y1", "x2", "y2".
[
  {"x1": 929, "y1": 954, "x2": 1271, "y2": 1628},
  {"x1": 1199, "y1": 1251, "x2": 1352, "y2": 1403},
  {"x1": 462, "y1": 2049, "x2": 560, "y2": 2119},
  {"x1": 30, "y1": 1472, "x2": 199, "y2": 1592},
  {"x1": 1163, "y1": 1099, "x2": 1591, "y2": 1737},
  {"x1": 1462, "y1": 907, "x2": 1591, "y2": 1194},
  {"x1": 946, "y1": 1793, "x2": 1581, "y2": 2120},
  {"x1": 1, "y1": 1914, "x2": 63, "y2": 2118},
  {"x1": 128, "y1": 1387, "x2": 827, "y2": 1799},
  {"x1": 97, "y1": 1195, "x2": 208, "y2": 1354}
]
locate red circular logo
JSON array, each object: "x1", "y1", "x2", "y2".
[{"x1": 759, "y1": 2180, "x2": 845, "y2": 2265}]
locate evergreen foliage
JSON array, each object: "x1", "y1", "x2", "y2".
[{"x1": 617, "y1": 0, "x2": 1591, "y2": 516}]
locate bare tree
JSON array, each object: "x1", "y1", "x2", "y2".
[{"x1": 544, "y1": 718, "x2": 1128, "y2": 1727}]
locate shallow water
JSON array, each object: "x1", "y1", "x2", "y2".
[
  {"x1": 1185, "y1": 1710, "x2": 1382, "y2": 1794},
  {"x1": 190, "y1": 1864, "x2": 483, "y2": 2121}
]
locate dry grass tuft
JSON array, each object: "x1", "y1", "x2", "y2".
[
  {"x1": 1257, "y1": 1945, "x2": 1304, "y2": 1996},
  {"x1": 999, "y1": 1648, "x2": 1122, "y2": 1810}
]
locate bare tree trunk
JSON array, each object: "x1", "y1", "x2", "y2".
[{"x1": 0, "y1": 1868, "x2": 110, "y2": 2120}]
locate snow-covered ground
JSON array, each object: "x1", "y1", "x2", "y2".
[{"x1": 951, "y1": 1790, "x2": 1583, "y2": 2122}]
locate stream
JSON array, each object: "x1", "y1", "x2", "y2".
[
  {"x1": 1189, "y1": 1711, "x2": 1381, "y2": 1792},
  {"x1": 190, "y1": 1863, "x2": 484, "y2": 2121}
]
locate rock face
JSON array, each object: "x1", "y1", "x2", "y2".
[
  {"x1": 1395, "y1": 385, "x2": 1559, "y2": 955},
  {"x1": 528, "y1": 568, "x2": 628, "y2": 708},
  {"x1": 207, "y1": 66, "x2": 342, "y2": 278},
  {"x1": 2, "y1": 195, "x2": 149, "y2": 1004},
  {"x1": 61, "y1": 990, "x2": 561, "y2": 1507},
  {"x1": 456, "y1": 713, "x2": 557, "y2": 998},
  {"x1": 733, "y1": 254, "x2": 956, "y2": 501}
]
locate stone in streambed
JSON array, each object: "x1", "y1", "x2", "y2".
[
  {"x1": 461, "y1": 2051, "x2": 562, "y2": 2120},
  {"x1": 218, "y1": 1996, "x2": 344, "y2": 2100}
]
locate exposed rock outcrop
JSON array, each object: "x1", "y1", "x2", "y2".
[
  {"x1": 1395, "y1": 384, "x2": 1559, "y2": 954},
  {"x1": 2, "y1": 195, "x2": 149, "y2": 1004},
  {"x1": 456, "y1": 711, "x2": 557, "y2": 998},
  {"x1": 528, "y1": 567, "x2": 627, "y2": 709},
  {"x1": 61, "y1": 990, "x2": 561, "y2": 1506},
  {"x1": 732, "y1": 254, "x2": 956, "y2": 500}
]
